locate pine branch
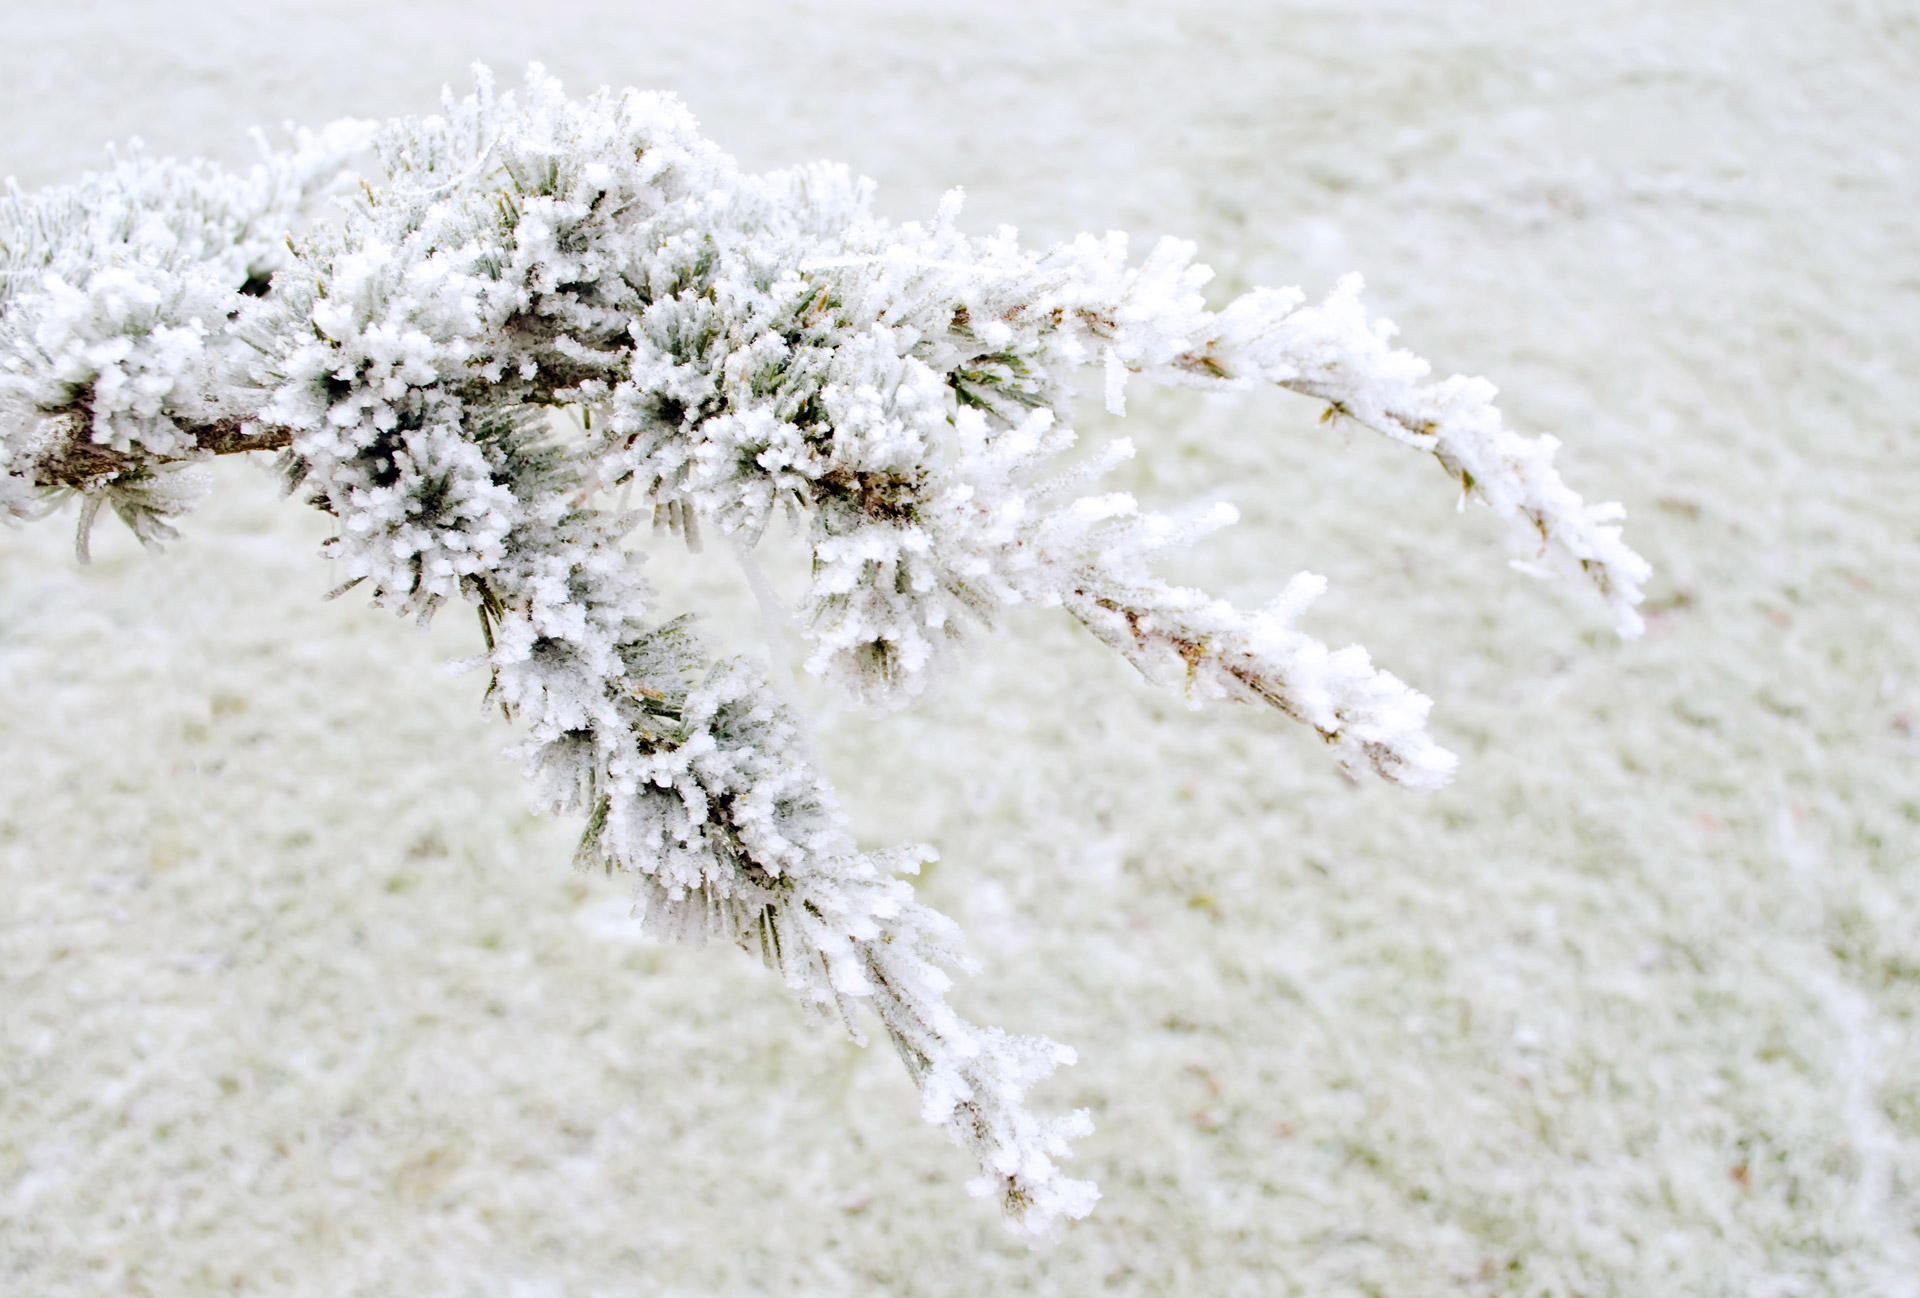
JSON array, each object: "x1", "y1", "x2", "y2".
[{"x1": 0, "y1": 64, "x2": 1650, "y2": 1237}]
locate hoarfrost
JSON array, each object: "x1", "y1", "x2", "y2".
[{"x1": 0, "y1": 64, "x2": 1649, "y2": 1236}]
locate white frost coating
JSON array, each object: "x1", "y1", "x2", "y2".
[
  {"x1": 0, "y1": 65, "x2": 1649, "y2": 1236},
  {"x1": 0, "y1": 114, "x2": 376, "y2": 543},
  {"x1": 1197, "y1": 274, "x2": 1654, "y2": 635}
]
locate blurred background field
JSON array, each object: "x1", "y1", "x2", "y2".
[{"x1": 2, "y1": 2, "x2": 1917, "y2": 1294}]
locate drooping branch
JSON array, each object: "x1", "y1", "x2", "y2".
[{"x1": 0, "y1": 64, "x2": 1649, "y2": 1238}]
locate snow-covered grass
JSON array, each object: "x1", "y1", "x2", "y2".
[{"x1": 3, "y1": 2, "x2": 1917, "y2": 1293}]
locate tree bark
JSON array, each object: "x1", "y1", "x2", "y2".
[{"x1": 32, "y1": 412, "x2": 294, "y2": 490}]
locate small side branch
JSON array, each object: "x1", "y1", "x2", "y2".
[{"x1": 31, "y1": 413, "x2": 295, "y2": 491}]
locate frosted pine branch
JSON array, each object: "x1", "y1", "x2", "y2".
[
  {"x1": 0, "y1": 65, "x2": 1650, "y2": 1236},
  {"x1": 1185, "y1": 274, "x2": 1654, "y2": 636}
]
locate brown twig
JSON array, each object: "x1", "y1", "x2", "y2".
[{"x1": 30, "y1": 404, "x2": 295, "y2": 490}]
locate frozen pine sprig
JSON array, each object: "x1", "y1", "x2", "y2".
[
  {"x1": 0, "y1": 116, "x2": 377, "y2": 314},
  {"x1": 0, "y1": 115, "x2": 375, "y2": 538},
  {"x1": 556, "y1": 657, "x2": 1098, "y2": 1236},
  {"x1": 0, "y1": 65, "x2": 1649, "y2": 1235},
  {"x1": 1189, "y1": 274, "x2": 1653, "y2": 634}
]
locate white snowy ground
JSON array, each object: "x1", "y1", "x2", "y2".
[{"x1": 2, "y1": 2, "x2": 1917, "y2": 1294}]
